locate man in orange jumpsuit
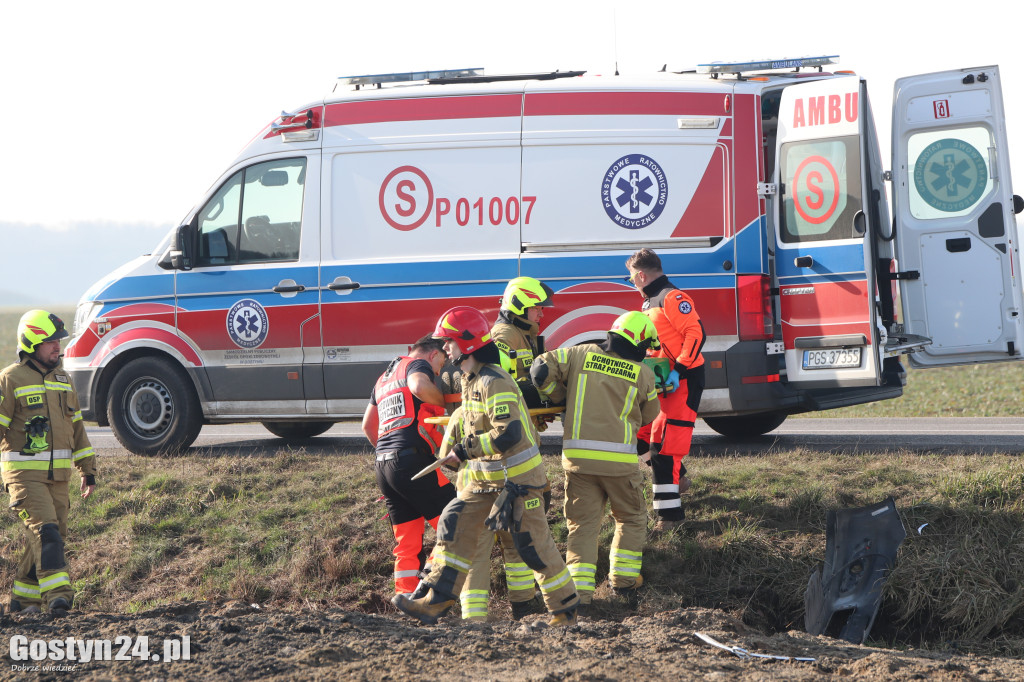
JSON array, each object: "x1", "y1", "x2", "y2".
[{"x1": 626, "y1": 248, "x2": 706, "y2": 532}]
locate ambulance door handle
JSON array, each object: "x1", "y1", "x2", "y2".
[
  {"x1": 273, "y1": 280, "x2": 306, "y2": 294},
  {"x1": 795, "y1": 256, "x2": 814, "y2": 268},
  {"x1": 328, "y1": 276, "x2": 361, "y2": 295}
]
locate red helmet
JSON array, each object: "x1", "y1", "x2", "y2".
[{"x1": 433, "y1": 306, "x2": 493, "y2": 356}]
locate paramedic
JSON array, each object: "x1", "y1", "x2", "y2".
[
  {"x1": 461, "y1": 276, "x2": 556, "y2": 621},
  {"x1": 362, "y1": 335, "x2": 456, "y2": 595},
  {"x1": 393, "y1": 306, "x2": 579, "y2": 627},
  {"x1": 626, "y1": 248, "x2": 706, "y2": 532},
  {"x1": 531, "y1": 311, "x2": 660, "y2": 609},
  {"x1": 1, "y1": 310, "x2": 96, "y2": 614}
]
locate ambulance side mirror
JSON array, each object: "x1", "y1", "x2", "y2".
[
  {"x1": 1013, "y1": 195, "x2": 1023, "y2": 215},
  {"x1": 169, "y1": 224, "x2": 194, "y2": 271}
]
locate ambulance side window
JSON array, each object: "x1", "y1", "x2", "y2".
[
  {"x1": 196, "y1": 171, "x2": 243, "y2": 266},
  {"x1": 238, "y1": 158, "x2": 305, "y2": 263},
  {"x1": 906, "y1": 126, "x2": 993, "y2": 220},
  {"x1": 779, "y1": 136, "x2": 863, "y2": 243}
]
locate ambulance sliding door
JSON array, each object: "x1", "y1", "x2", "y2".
[
  {"x1": 891, "y1": 66, "x2": 1024, "y2": 367},
  {"x1": 774, "y1": 76, "x2": 882, "y2": 387}
]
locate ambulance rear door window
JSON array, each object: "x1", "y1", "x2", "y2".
[{"x1": 779, "y1": 136, "x2": 862, "y2": 243}]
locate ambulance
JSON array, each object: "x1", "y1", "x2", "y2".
[{"x1": 64, "y1": 56, "x2": 1023, "y2": 455}]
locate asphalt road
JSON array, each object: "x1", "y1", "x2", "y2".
[{"x1": 85, "y1": 417, "x2": 1024, "y2": 457}]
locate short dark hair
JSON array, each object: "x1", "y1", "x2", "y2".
[
  {"x1": 626, "y1": 248, "x2": 662, "y2": 273},
  {"x1": 411, "y1": 335, "x2": 444, "y2": 354}
]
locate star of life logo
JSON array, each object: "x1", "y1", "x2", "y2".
[
  {"x1": 601, "y1": 155, "x2": 669, "y2": 229},
  {"x1": 227, "y1": 299, "x2": 269, "y2": 349}
]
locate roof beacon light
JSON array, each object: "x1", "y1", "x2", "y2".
[
  {"x1": 338, "y1": 68, "x2": 484, "y2": 88},
  {"x1": 697, "y1": 55, "x2": 839, "y2": 76}
]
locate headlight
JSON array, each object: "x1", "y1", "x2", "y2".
[{"x1": 73, "y1": 300, "x2": 102, "y2": 338}]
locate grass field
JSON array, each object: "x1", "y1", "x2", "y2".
[{"x1": 0, "y1": 449, "x2": 1020, "y2": 655}]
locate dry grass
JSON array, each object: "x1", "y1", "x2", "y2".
[{"x1": 2, "y1": 447, "x2": 1022, "y2": 656}]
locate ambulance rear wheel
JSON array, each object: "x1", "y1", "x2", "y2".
[
  {"x1": 704, "y1": 411, "x2": 787, "y2": 439},
  {"x1": 107, "y1": 356, "x2": 202, "y2": 456},
  {"x1": 262, "y1": 421, "x2": 334, "y2": 440}
]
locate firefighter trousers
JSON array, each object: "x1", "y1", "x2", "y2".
[
  {"x1": 564, "y1": 470, "x2": 646, "y2": 601},
  {"x1": 375, "y1": 452, "x2": 457, "y2": 593},
  {"x1": 6, "y1": 479, "x2": 74, "y2": 609},
  {"x1": 423, "y1": 484, "x2": 578, "y2": 615},
  {"x1": 461, "y1": 530, "x2": 536, "y2": 619},
  {"x1": 639, "y1": 365, "x2": 704, "y2": 521}
]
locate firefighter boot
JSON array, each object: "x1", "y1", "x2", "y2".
[
  {"x1": 48, "y1": 598, "x2": 71, "y2": 614},
  {"x1": 392, "y1": 588, "x2": 456, "y2": 626},
  {"x1": 540, "y1": 606, "x2": 579, "y2": 628},
  {"x1": 612, "y1": 575, "x2": 644, "y2": 609},
  {"x1": 510, "y1": 593, "x2": 544, "y2": 621},
  {"x1": 9, "y1": 600, "x2": 40, "y2": 615}
]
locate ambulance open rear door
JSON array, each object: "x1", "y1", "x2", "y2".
[
  {"x1": 891, "y1": 66, "x2": 1024, "y2": 367},
  {"x1": 774, "y1": 75, "x2": 883, "y2": 387}
]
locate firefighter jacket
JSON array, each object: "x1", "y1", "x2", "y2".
[
  {"x1": 532, "y1": 341, "x2": 659, "y2": 476},
  {"x1": 372, "y1": 356, "x2": 444, "y2": 453},
  {"x1": 457, "y1": 363, "x2": 544, "y2": 492},
  {"x1": 492, "y1": 312, "x2": 540, "y2": 381},
  {"x1": 642, "y1": 275, "x2": 706, "y2": 371},
  {"x1": 0, "y1": 357, "x2": 96, "y2": 484}
]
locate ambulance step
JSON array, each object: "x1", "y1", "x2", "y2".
[{"x1": 883, "y1": 333, "x2": 931, "y2": 358}]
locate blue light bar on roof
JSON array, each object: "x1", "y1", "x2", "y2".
[
  {"x1": 697, "y1": 56, "x2": 839, "y2": 75},
  {"x1": 338, "y1": 68, "x2": 484, "y2": 86}
]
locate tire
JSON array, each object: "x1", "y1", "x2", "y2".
[
  {"x1": 703, "y1": 411, "x2": 787, "y2": 439},
  {"x1": 107, "y1": 357, "x2": 202, "y2": 456},
  {"x1": 262, "y1": 421, "x2": 334, "y2": 440}
]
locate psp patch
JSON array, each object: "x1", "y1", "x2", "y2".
[
  {"x1": 494, "y1": 404, "x2": 511, "y2": 420},
  {"x1": 913, "y1": 138, "x2": 988, "y2": 213},
  {"x1": 227, "y1": 298, "x2": 269, "y2": 349},
  {"x1": 601, "y1": 154, "x2": 669, "y2": 229}
]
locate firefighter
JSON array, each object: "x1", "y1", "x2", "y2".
[
  {"x1": 361, "y1": 335, "x2": 457, "y2": 595},
  {"x1": 392, "y1": 306, "x2": 579, "y2": 627},
  {"x1": 461, "y1": 276, "x2": 555, "y2": 621},
  {"x1": 1, "y1": 310, "x2": 96, "y2": 614},
  {"x1": 626, "y1": 248, "x2": 706, "y2": 532},
  {"x1": 530, "y1": 311, "x2": 660, "y2": 609}
]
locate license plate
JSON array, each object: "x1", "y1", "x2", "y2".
[{"x1": 802, "y1": 347, "x2": 862, "y2": 370}]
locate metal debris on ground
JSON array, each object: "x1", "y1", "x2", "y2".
[{"x1": 693, "y1": 632, "x2": 816, "y2": 663}]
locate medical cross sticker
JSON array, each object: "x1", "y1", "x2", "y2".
[{"x1": 913, "y1": 138, "x2": 987, "y2": 213}]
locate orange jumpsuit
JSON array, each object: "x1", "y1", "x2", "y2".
[{"x1": 638, "y1": 275, "x2": 706, "y2": 521}]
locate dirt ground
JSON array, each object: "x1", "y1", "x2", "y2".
[{"x1": 2, "y1": 599, "x2": 1021, "y2": 681}]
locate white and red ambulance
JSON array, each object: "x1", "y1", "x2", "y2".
[{"x1": 64, "y1": 57, "x2": 1023, "y2": 455}]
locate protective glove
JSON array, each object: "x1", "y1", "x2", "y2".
[{"x1": 663, "y1": 370, "x2": 680, "y2": 394}]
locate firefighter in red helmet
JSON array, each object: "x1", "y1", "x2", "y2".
[{"x1": 392, "y1": 306, "x2": 579, "y2": 627}]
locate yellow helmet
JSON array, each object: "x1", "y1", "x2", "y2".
[
  {"x1": 609, "y1": 311, "x2": 660, "y2": 353},
  {"x1": 17, "y1": 309, "x2": 69, "y2": 355},
  {"x1": 501, "y1": 277, "x2": 554, "y2": 316}
]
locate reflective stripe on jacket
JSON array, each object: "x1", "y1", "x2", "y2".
[{"x1": 532, "y1": 344, "x2": 659, "y2": 476}]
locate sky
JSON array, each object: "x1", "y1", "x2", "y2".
[{"x1": 1, "y1": 0, "x2": 1022, "y2": 304}]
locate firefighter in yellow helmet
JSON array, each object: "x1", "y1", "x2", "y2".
[
  {"x1": 393, "y1": 306, "x2": 579, "y2": 627},
  {"x1": 530, "y1": 311, "x2": 660, "y2": 611},
  {"x1": 459, "y1": 276, "x2": 556, "y2": 621},
  {"x1": 0, "y1": 310, "x2": 96, "y2": 614}
]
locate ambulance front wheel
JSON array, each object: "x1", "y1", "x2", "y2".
[
  {"x1": 107, "y1": 356, "x2": 203, "y2": 456},
  {"x1": 703, "y1": 411, "x2": 787, "y2": 439},
  {"x1": 262, "y1": 421, "x2": 334, "y2": 440}
]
